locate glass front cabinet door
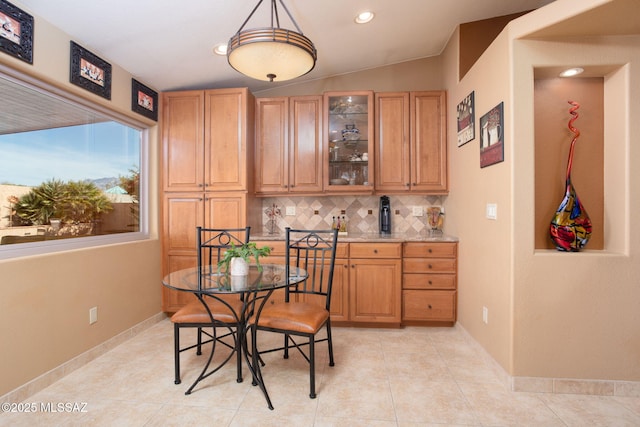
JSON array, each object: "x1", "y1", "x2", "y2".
[{"x1": 324, "y1": 91, "x2": 374, "y2": 192}]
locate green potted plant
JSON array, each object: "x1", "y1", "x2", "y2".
[{"x1": 217, "y1": 242, "x2": 271, "y2": 275}]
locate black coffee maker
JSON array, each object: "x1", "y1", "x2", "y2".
[{"x1": 379, "y1": 195, "x2": 391, "y2": 234}]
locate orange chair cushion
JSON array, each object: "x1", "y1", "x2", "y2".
[
  {"x1": 171, "y1": 298, "x2": 243, "y2": 324},
  {"x1": 256, "y1": 302, "x2": 329, "y2": 334}
]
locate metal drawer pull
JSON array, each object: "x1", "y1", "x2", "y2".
[{"x1": 428, "y1": 304, "x2": 432, "y2": 309}]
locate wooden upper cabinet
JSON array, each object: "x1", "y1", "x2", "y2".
[
  {"x1": 375, "y1": 91, "x2": 448, "y2": 194},
  {"x1": 255, "y1": 95, "x2": 323, "y2": 195},
  {"x1": 289, "y1": 96, "x2": 323, "y2": 193},
  {"x1": 411, "y1": 91, "x2": 447, "y2": 193},
  {"x1": 162, "y1": 88, "x2": 252, "y2": 193},
  {"x1": 324, "y1": 91, "x2": 374, "y2": 193},
  {"x1": 375, "y1": 92, "x2": 410, "y2": 192},
  {"x1": 162, "y1": 91, "x2": 205, "y2": 192},
  {"x1": 205, "y1": 88, "x2": 252, "y2": 191},
  {"x1": 255, "y1": 97, "x2": 288, "y2": 194}
]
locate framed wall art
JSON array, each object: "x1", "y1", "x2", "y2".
[
  {"x1": 480, "y1": 102, "x2": 504, "y2": 168},
  {"x1": 70, "y1": 41, "x2": 111, "y2": 99},
  {"x1": 131, "y1": 78, "x2": 158, "y2": 121},
  {"x1": 0, "y1": 0, "x2": 34, "y2": 64},
  {"x1": 457, "y1": 91, "x2": 475, "y2": 147}
]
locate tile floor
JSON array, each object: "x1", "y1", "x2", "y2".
[{"x1": 1, "y1": 319, "x2": 639, "y2": 426}]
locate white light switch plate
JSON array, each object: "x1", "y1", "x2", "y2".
[
  {"x1": 285, "y1": 206, "x2": 296, "y2": 216},
  {"x1": 412, "y1": 206, "x2": 424, "y2": 217},
  {"x1": 486, "y1": 203, "x2": 497, "y2": 220}
]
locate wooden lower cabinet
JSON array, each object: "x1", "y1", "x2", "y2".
[
  {"x1": 164, "y1": 255, "x2": 199, "y2": 310},
  {"x1": 258, "y1": 240, "x2": 402, "y2": 326},
  {"x1": 253, "y1": 241, "x2": 349, "y2": 317},
  {"x1": 219, "y1": 239, "x2": 458, "y2": 327},
  {"x1": 251, "y1": 241, "x2": 287, "y2": 305},
  {"x1": 347, "y1": 243, "x2": 402, "y2": 326},
  {"x1": 403, "y1": 290, "x2": 456, "y2": 322},
  {"x1": 402, "y1": 242, "x2": 458, "y2": 325},
  {"x1": 327, "y1": 256, "x2": 349, "y2": 321},
  {"x1": 161, "y1": 191, "x2": 254, "y2": 312}
]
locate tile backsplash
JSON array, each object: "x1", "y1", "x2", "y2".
[{"x1": 260, "y1": 195, "x2": 446, "y2": 235}]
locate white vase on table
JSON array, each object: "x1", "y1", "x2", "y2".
[
  {"x1": 230, "y1": 274, "x2": 248, "y2": 291},
  {"x1": 229, "y1": 257, "x2": 249, "y2": 276}
]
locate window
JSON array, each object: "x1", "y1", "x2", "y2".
[{"x1": 0, "y1": 71, "x2": 148, "y2": 259}]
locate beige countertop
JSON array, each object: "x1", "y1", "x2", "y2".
[{"x1": 251, "y1": 231, "x2": 458, "y2": 243}]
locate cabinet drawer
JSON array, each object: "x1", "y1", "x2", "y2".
[
  {"x1": 403, "y1": 290, "x2": 456, "y2": 321},
  {"x1": 403, "y1": 273, "x2": 456, "y2": 290},
  {"x1": 403, "y1": 242, "x2": 457, "y2": 258},
  {"x1": 350, "y1": 242, "x2": 402, "y2": 258},
  {"x1": 403, "y1": 258, "x2": 456, "y2": 273},
  {"x1": 334, "y1": 243, "x2": 349, "y2": 259},
  {"x1": 253, "y1": 241, "x2": 286, "y2": 256},
  {"x1": 252, "y1": 241, "x2": 349, "y2": 259}
]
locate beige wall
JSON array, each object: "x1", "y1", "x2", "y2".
[
  {"x1": 444, "y1": 0, "x2": 640, "y2": 382},
  {"x1": 442, "y1": 28, "x2": 515, "y2": 372},
  {"x1": 0, "y1": 2, "x2": 161, "y2": 397},
  {"x1": 511, "y1": 34, "x2": 640, "y2": 380},
  {"x1": 253, "y1": 56, "x2": 444, "y2": 97}
]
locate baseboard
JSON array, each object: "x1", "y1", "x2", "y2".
[
  {"x1": 0, "y1": 312, "x2": 168, "y2": 404},
  {"x1": 455, "y1": 323, "x2": 640, "y2": 398}
]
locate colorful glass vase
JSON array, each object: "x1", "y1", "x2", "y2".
[{"x1": 549, "y1": 101, "x2": 592, "y2": 251}]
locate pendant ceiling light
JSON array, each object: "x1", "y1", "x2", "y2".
[{"x1": 227, "y1": 0, "x2": 317, "y2": 82}]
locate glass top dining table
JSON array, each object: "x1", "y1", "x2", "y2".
[
  {"x1": 163, "y1": 263, "x2": 307, "y2": 295},
  {"x1": 162, "y1": 263, "x2": 308, "y2": 410}
]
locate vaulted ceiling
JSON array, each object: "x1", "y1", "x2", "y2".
[{"x1": 18, "y1": 0, "x2": 555, "y2": 93}]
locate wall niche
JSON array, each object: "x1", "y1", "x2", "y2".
[{"x1": 533, "y1": 65, "x2": 627, "y2": 253}]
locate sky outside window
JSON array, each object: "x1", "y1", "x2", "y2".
[{"x1": 0, "y1": 122, "x2": 140, "y2": 187}]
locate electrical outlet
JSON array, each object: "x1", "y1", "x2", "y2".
[
  {"x1": 486, "y1": 203, "x2": 497, "y2": 220},
  {"x1": 285, "y1": 206, "x2": 295, "y2": 216},
  {"x1": 89, "y1": 306, "x2": 98, "y2": 324},
  {"x1": 412, "y1": 206, "x2": 424, "y2": 217},
  {"x1": 482, "y1": 306, "x2": 488, "y2": 324}
]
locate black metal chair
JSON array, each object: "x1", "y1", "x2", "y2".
[
  {"x1": 251, "y1": 227, "x2": 338, "y2": 399},
  {"x1": 170, "y1": 226, "x2": 250, "y2": 385}
]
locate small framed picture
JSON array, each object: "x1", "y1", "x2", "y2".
[
  {"x1": 457, "y1": 91, "x2": 475, "y2": 147},
  {"x1": 131, "y1": 78, "x2": 158, "y2": 121},
  {"x1": 69, "y1": 41, "x2": 111, "y2": 100},
  {"x1": 0, "y1": 0, "x2": 34, "y2": 64},
  {"x1": 480, "y1": 102, "x2": 504, "y2": 168}
]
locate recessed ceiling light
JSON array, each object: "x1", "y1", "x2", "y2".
[
  {"x1": 355, "y1": 11, "x2": 374, "y2": 24},
  {"x1": 213, "y1": 43, "x2": 227, "y2": 56},
  {"x1": 559, "y1": 67, "x2": 584, "y2": 77}
]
